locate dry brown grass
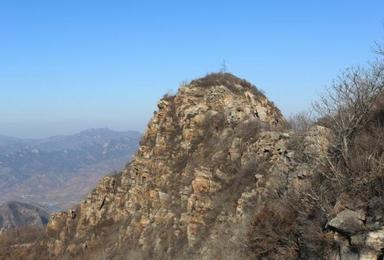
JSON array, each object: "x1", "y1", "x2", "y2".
[
  {"x1": 0, "y1": 226, "x2": 50, "y2": 259},
  {"x1": 191, "y1": 72, "x2": 266, "y2": 97},
  {"x1": 248, "y1": 199, "x2": 300, "y2": 259}
]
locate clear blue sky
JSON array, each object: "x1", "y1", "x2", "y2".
[{"x1": 1, "y1": 1, "x2": 383, "y2": 138}]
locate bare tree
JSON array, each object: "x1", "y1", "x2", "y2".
[
  {"x1": 288, "y1": 111, "x2": 314, "y2": 133},
  {"x1": 313, "y1": 61, "x2": 384, "y2": 175}
]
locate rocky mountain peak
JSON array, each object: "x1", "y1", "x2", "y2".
[
  {"x1": 189, "y1": 72, "x2": 264, "y2": 93},
  {"x1": 156, "y1": 72, "x2": 284, "y2": 130},
  {"x1": 41, "y1": 73, "x2": 295, "y2": 259}
]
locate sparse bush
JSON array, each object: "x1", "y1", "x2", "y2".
[
  {"x1": 289, "y1": 50, "x2": 384, "y2": 258},
  {"x1": 250, "y1": 46, "x2": 384, "y2": 259},
  {"x1": 288, "y1": 112, "x2": 314, "y2": 133},
  {"x1": 313, "y1": 59, "x2": 384, "y2": 184},
  {"x1": 248, "y1": 199, "x2": 299, "y2": 259},
  {"x1": 313, "y1": 64, "x2": 384, "y2": 174},
  {"x1": 0, "y1": 226, "x2": 49, "y2": 259},
  {"x1": 191, "y1": 72, "x2": 266, "y2": 97},
  {"x1": 235, "y1": 119, "x2": 262, "y2": 143},
  {"x1": 162, "y1": 89, "x2": 176, "y2": 101}
]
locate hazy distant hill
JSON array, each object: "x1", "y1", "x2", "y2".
[
  {"x1": 0, "y1": 201, "x2": 49, "y2": 232},
  {"x1": 0, "y1": 128, "x2": 140, "y2": 210},
  {"x1": 0, "y1": 135, "x2": 21, "y2": 146}
]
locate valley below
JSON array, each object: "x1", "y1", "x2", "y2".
[{"x1": 0, "y1": 128, "x2": 140, "y2": 211}]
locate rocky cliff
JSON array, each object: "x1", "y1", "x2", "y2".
[{"x1": 6, "y1": 73, "x2": 384, "y2": 260}]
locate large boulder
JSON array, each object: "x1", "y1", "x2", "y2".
[{"x1": 327, "y1": 209, "x2": 366, "y2": 235}]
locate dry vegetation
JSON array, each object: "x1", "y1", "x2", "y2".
[
  {"x1": 247, "y1": 49, "x2": 384, "y2": 259},
  {"x1": 191, "y1": 72, "x2": 266, "y2": 97},
  {"x1": 0, "y1": 226, "x2": 49, "y2": 259}
]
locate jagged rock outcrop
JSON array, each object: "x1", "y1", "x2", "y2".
[
  {"x1": 327, "y1": 209, "x2": 366, "y2": 235},
  {"x1": 326, "y1": 208, "x2": 384, "y2": 260},
  {"x1": 43, "y1": 73, "x2": 299, "y2": 259}
]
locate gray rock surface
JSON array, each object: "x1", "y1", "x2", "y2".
[{"x1": 327, "y1": 209, "x2": 366, "y2": 235}]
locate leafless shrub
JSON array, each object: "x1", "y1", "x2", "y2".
[
  {"x1": 162, "y1": 92, "x2": 175, "y2": 102},
  {"x1": 0, "y1": 226, "x2": 49, "y2": 259},
  {"x1": 313, "y1": 64, "x2": 384, "y2": 175},
  {"x1": 273, "y1": 47, "x2": 384, "y2": 259},
  {"x1": 288, "y1": 111, "x2": 314, "y2": 133},
  {"x1": 191, "y1": 72, "x2": 266, "y2": 97},
  {"x1": 235, "y1": 119, "x2": 261, "y2": 142},
  {"x1": 179, "y1": 80, "x2": 190, "y2": 88},
  {"x1": 289, "y1": 53, "x2": 384, "y2": 257},
  {"x1": 248, "y1": 199, "x2": 300, "y2": 259}
]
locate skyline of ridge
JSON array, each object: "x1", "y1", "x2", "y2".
[{"x1": 1, "y1": 1, "x2": 383, "y2": 138}]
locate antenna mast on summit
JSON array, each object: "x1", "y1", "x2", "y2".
[{"x1": 220, "y1": 59, "x2": 227, "y2": 73}]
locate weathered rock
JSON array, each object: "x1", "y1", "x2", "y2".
[
  {"x1": 365, "y1": 228, "x2": 384, "y2": 252},
  {"x1": 39, "y1": 73, "x2": 291, "y2": 259},
  {"x1": 327, "y1": 208, "x2": 384, "y2": 260},
  {"x1": 304, "y1": 125, "x2": 331, "y2": 157},
  {"x1": 327, "y1": 209, "x2": 366, "y2": 235}
]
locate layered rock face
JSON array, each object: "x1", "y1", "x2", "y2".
[{"x1": 45, "y1": 73, "x2": 299, "y2": 259}]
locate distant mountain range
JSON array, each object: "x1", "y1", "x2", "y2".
[
  {"x1": 0, "y1": 128, "x2": 141, "y2": 211},
  {"x1": 0, "y1": 201, "x2": 49, "y2": 232}
]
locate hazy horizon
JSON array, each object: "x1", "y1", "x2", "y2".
[
  {"x1": 1, "y1": 1, "x2": 384, "y2": 138},
  {"x1": 0, "y1": 127, "x2": 142, "y2": 140}
]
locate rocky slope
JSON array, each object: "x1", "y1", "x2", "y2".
[
  {"x1": 41, "y1": 73, "x2": 293, "y2": 259},
  {"x1": 6, "y1": 73, "x2": 384, "y2": 259},
  {"x1": 0, "y1": 201, "x2": 49, "y2": 232}
]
